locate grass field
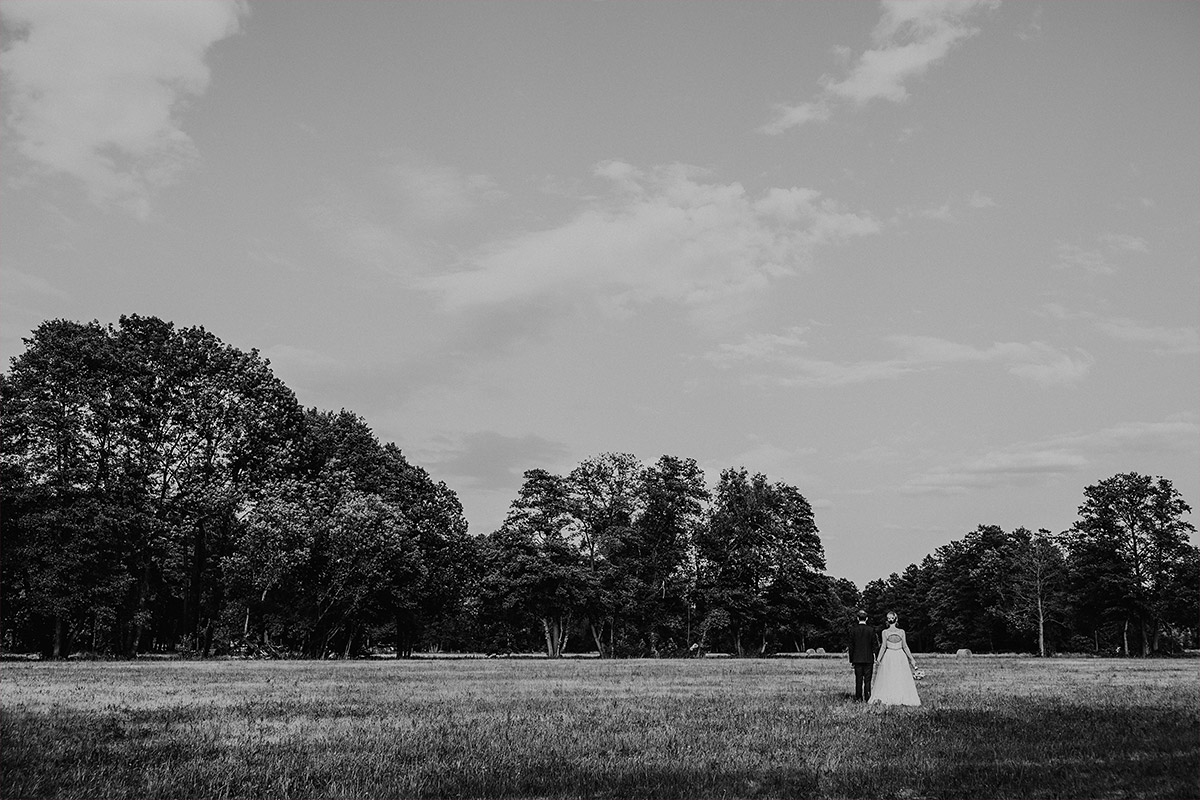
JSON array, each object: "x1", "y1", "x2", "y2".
[{"x1": 2, "y1": 655, "x2": 1196, "y2": 799}]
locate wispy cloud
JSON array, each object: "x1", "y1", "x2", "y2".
[
  {"x1": 383, "y1": 150, "x2": 504, "y2": 226},
  {"x1": 306, "y1": 152, "x2": 503, "y2": 276},
  {"x1": 1093, "y1": 318, "x2": 1199, "y2": 356},
  {"x1": 1017, "y1": 7, "x2": 1044, "y2": 42},
  {"x1": 307, "y1": 193, "x2": 424, "y2": 277},
  {"x1": 426, "y1": 162, "x2": 879, "y2": 321},
  {"x1": 0, "y1": 266, "x2": 71, "y2": 301},
  {"x1": 1052, "y1": 233, "x2": 1148, "y2": 275},
  {"x1": 706, "y1": 330, "x2": 1092, "y2": 388},
  {"x1": 902, "y1": 417, "x2": 1200, "y2": 494},
  {"x1": 759, "y1": 101, "x2": 832, "y2": 136},
  {"x1": 415, "y1": 431, "x2": 571, "y2": 490},
  {"x1": 966, "y1": 190, "x2": 997, "y2": 208},
  {"x1": 762, "y1": 0, "x2": 999, "y2": 134},
  {"x1": 1052, "y1": 243, "x2": 1114, "y2": 275},
  {"x1": 0, "y1": 0, "x2": 246, "y2": 218},
  {"x1": 1098, "y1": 232, "x2": 1149, "y2": 253},
  {"x1": 1041, "y1": 303, "x2": 1197, "y2": 356}
]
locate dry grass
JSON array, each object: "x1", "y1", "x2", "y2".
[{"x1": 2, "y1": 656, "x2": 1196, "y2": 799}]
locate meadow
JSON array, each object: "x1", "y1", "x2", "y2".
[{"x1": 1, "y1": 655, "x2": 1196, "y2": 799}]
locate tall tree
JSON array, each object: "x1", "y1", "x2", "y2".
[
  {"x1": 1066, "y1": 473, "x2": 1196, "y2": 655},
  {"x1": 483, "y1": 469, "x2": 585, "y2": 658},
  {"x1": 696, "y1": 469, "x2": 823, "y2": 656},
  {"x1": 567, "y1": 453, "x2": 647, "y2": 657},
  {"x1": 1006, "y1": 528, "x2": 1068, "y2": 656}
]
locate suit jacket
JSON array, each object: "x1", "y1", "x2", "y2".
[{"x1": 848, "y1": 623, "x2": 879, "y2": 664}]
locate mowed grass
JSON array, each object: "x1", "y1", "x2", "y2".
[{"x1": 2, "y1": 656, "x2": 1197, "y2": 799}]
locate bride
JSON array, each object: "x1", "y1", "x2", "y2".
[{"x1": 870, "y1": 611, "x2": 921, "y2": 707}]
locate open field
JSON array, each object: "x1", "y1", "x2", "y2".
[{"x1": 2, "y1": 655, "x2": 1197, "y2": 799}]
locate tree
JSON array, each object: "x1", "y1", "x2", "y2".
[
  {"x1": 696, "y1": 469, "x2": 824, "y2": 656},
  {"x1": 626, "y1": 455, "x2": 709, "y2": 655},
  {"x1": 1006, "y1": 528, "x2": 1068, "y2": 656},
  {"x1": 483, "y1": 469, "x2": 585, "y2": 658},
  {"x1": 928, "y1": 526, "x2": 1023, "y2": 653},
  {"x1": 567, "y1": 453, "x2": 647, "y2": 657},
  {"x1": 1066, "y1": 473, "x2": 1196, "y2": 655}
]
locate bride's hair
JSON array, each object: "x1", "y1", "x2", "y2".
[{"x1": 886, "y1": 611, "x2": 898, "y2": 623}]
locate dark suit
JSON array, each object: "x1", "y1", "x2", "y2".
[{"x1": 848, "y1": 622, "x2": 879, "y2": 701}]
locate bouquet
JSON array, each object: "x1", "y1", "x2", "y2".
[{"x1": 912, "y1": 668, "x2": 926, "y2": 680}]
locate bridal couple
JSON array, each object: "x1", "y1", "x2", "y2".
[{"x1": 848, "y1": 610, "x2": 921, "y2": 706}]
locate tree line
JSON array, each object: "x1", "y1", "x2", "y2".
[{"x1": 2, "y1": 316, "x2": 1196, "y2": 659}]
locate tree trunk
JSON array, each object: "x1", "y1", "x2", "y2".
[
  {"x1": 186, "y1": 518, "x2": 208, "y2": 647},
  {"x1": 1036, "y1": 594, "x2": 1045, "y2": 657},
  {"x1": 52, "y1": 615, "x2": 65, "y2": 659},
  {"x1": 590, "y1": 622, "x2": 606, "y2": 658},
  {"x1": 542, "y1": 617, "x2": 561, "y2": 658},
  {"x1": 1122, "y1": 619, "x2": 1129, "y2": 656},
  {"x1": 1140, "y1": 618, "x2": 1149, "y2": 657}
]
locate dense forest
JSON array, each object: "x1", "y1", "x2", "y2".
[{"x1": 2, "y1": 316, "x2": 1197, "y2": 660}]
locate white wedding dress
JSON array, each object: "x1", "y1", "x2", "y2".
[{"x1": 870, "y1": 630, "x2": 921, "y2": 706}]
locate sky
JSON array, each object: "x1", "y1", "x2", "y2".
[{"x1": 2, "y1": 0, "x2": 1197, "y2": 587}]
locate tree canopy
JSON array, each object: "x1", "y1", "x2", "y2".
[{"x1": 3, "y1": 316, "x2": 1196, "y2": 659}]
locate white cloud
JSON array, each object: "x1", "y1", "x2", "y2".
[
  {"x1": 763, "y1": 0, "x2": 998, "y2": 133},
  {"x1": 384, "y1": 150, "x2": 503, "y2": 226},
  {"x1": 917, "y1": 204, "x2": 954, "y2": 221},
  {"x1": 414, "y1": 431, "x2": 570, "y2": 490},
  {"x1": 966, "y1": 190, "x2": 997, "y2": 208},
  {"x1": 758, "y1": 101, "x2": 831, "y2": 135},
  {"x1": 1051, "y1": 242, "x2": 1114, "y2": 275},
  {"x1": 307, "y1": 195, "x2": 423, "y2": 276},
  {"x1": 1094, "y1": 318, "x2": 1200, "y2": 356},
  {"x1": 706, "y1": 331, "x2": 1092, "y2": 388},
  {"x1": 705, "y1": 441, "x2": 820, "y2": 490},
  {"x1": 0, "y1": 0, "x2": 245, "y2": 218},
  {"x1": 1099, "y1": 232, "x2": 1149, "y2": 253},
  {"x1": 0, "y1": 266, "x2": 71, "y2": 301},
  {"x1": 1017, "y1": 7, "x2": 1044, "y2": 42},
  {"x1": 426, "y1": 162, "x2": 879, "y2": 320},
  {"x1": 1039, "y1": 303, "x2": 1197, "y2": 357},
  {"x1": 1052, "y1": 233, "x2": 1149, "y2": 275},
  {"x1": 902, "y1": 418, "x2": 1200, "y2": 494}
]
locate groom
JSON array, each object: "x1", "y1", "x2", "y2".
[{"x1": 848, "y1": 609, "x2": 878, "y2": 702}]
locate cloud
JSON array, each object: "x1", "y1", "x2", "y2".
[
  {"x1": 0, "y1": 266, "x2": 71, "y2": 301},
  {"x1": 0, "y1": 0, "x2": 246, "y2": 218},
  {"x1": 902, "y1": 418, "x2": 1200, "y2": 494},
  {"x1": 1040, "y1": 304, "x2": 1197, "y2": 356},
  {"x1": 966, "y1": 190, "x2": 997, "y2": 208},
  {"x1": 763, "y1": 0, "x2": 998, "y2": 134},
  {"x1": 703, "y1": 440, "x2": 820, "y2": 492},
  {"x1": 758, "y1": 101, "x2": 831, "y2": 135},
  {"x1": 1052, "y1": 233, "x2": 1148, "y2": 275},
  {"x1": 705, "y1": 331, "x2": 1092, "y2": 388},
  {"x1": 1017, "y1": 7, "x2": 1044, "y2": 42},
  {"x1": 305, "y1": 152, "x2": 502, "y2": 277},
  {"x1": 1098, "y1": 232, "x2": 1149, "y2": 253},
  {"x1": 1093, "y1": 318, "x2": 1200, "y2": 356},
  {"x1": 1051, "y1": 242, "x2": 1114, "y2": 275},
  {"x1": 426, "y1": 162, "x2": 879, "y2": 320},
  {"x1": 415, "y1": 431, "x2": 571, "y2": 490},
  {"x1": 384, "y1": 150, "x2": 504, "y2": 226},
  {"x1": 307, "y1": 194, "x2": 424, "y2": 276},
  {"x1": 916, "y1": 203, "x2": 954, "y2": 221}
]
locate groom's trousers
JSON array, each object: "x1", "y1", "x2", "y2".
[{"x1": 853, "y1": 662, "x2": 873, "y2": 701}]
